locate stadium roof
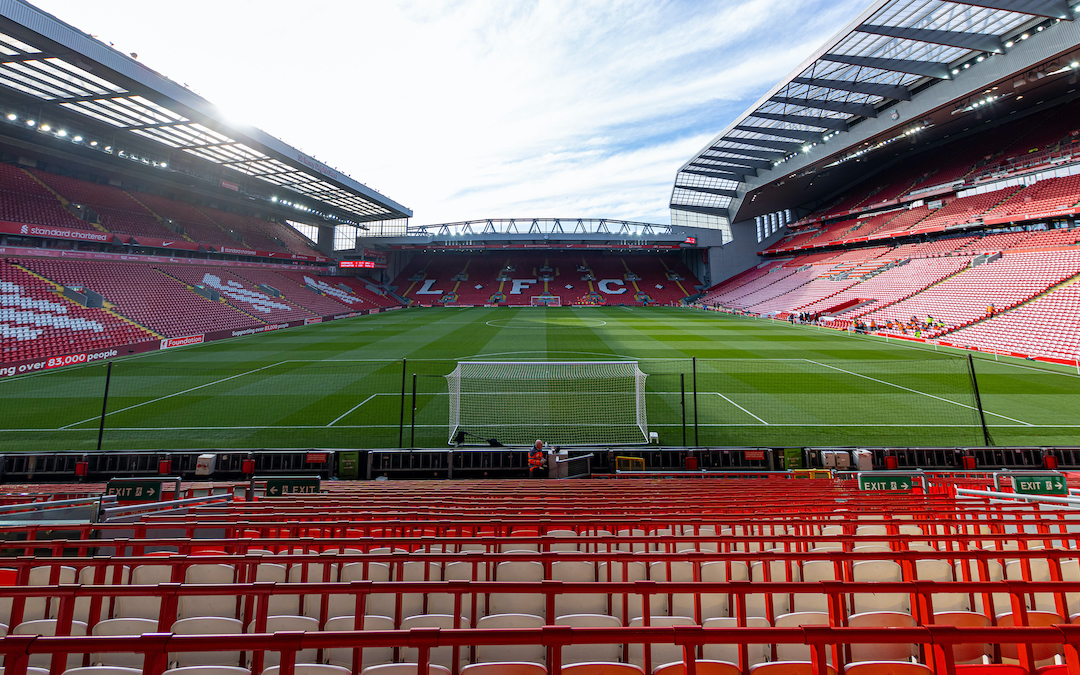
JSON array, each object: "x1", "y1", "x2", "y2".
[
  {"x1": 0, "y1": 0, "x2": 411, "y2": 225},
  {"x1": 672, "y1": 0, "x2": 1075, "y2": 225}
]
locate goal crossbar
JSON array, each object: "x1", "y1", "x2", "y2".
[{"x1": 446, "y1": 360, "x2": 649, "y2": 446}]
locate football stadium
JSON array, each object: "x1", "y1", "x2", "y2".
[{"x1": 3, "y1": 0, "x2": 1080, "y2": 673}]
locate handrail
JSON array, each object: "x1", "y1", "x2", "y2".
[
  {"x1": 101, "y1": 493, "x2": 231, "y2": 520},
  {"x1": 0, "y1": 495, "x2": 110, "y2": 516},
  {"x1": 957, "y1": 487, "x2": 1080, "y2": 507}
]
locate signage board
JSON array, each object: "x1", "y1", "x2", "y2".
[
  {"x1": 264, "y1": 477, "x2": 321, "y2": 496},
  {"x1": 106, "y1": 479, "x2": 166, "y2": 502},
  {"x1": 858, "y1": 474, "x2": 915, "y2": 491},
  {"x1": 1012, "y1": 474, "x2": 1067, "y2": 495}
]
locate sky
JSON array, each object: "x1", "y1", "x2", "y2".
[{"x1": 28, "y1": 0, "x2": 867, "y2": 226}]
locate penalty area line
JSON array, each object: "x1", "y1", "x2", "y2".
[
  {"x1": 326, "y1": 394, "x2": 377, "y2": 427},
  {"x1": 715, "y1": 393, "x2": 769, "y2": 425},
  {"x1": 803, "y1": 359, "x2": 1033, "y2": 427},
  {"x1": 58, "y1": 361, "x2": 289, "y2": 430}
]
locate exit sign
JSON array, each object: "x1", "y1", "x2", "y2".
[
  {"x1": 858, "y1": 474, "x2": 914, "y2": 491},
  {"x1": 1013, "y1": 475, "x2": 1067, "y2": 495},
  {"x1": 265, "y1": 477, "x2": 321, "y2": 496},
  {"x1": 106, "y1": 479, "x2": 165, "y2": 502}
]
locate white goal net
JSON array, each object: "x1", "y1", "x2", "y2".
[
  {"x1": 530, "y1": 295, "x2": 561, "y2": 306},
  {"x1": 446, "y1": 361, "x2": 648, "y2": 446}
]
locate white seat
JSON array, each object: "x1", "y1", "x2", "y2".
[
  {"x1": 915, "y1": 559, "x2": 966, "y2": 612},
  {"x1": 847, "y1": 612, "x2": 916, "y2": 662},
  {"x1": 554, "y1": 614, "x2": 622, "y2": 664},
  {"x1": 461, "y1": 663, "x2": 547, "y2": 675},
  {"x1": 181, "y1": 565, "x2": 238, "y2": 619},
  {"x1": 27, "y1": 566, "x2": 76, "y2": 621},
  {"x1": 702, "y1": 617, "x2": 770, "y2": 667},
  {"x1": 547, "y1": 530, "x2": 580, "y2": 552},
  {"x1": 170, "y1": 617, "x2": 244, "y2": 668},
  {"x1": 954, "y1": 559, "x2": 1006, "y2": 615},
  {"x1": 162, "y1": 668, "x2": 251, "y2": 675},
  {"x1": 932, "y1": 611, "x2": 990, "y2": 664},
  {"x1": 92, "y1": 618, "x2": 159, "y2": 667},
  {"x1": 997, "y1": 610, "x2": 1064, "y2": 667},
  {"x1": 75, "y1": 566, "x2": 130, "y2": 623},
  {"x1": 12, "y1": 619, "x2": 88, "y2": 669},
  {"x1": 63, "y1": 668, "x2": 142, "y2": 675},
  {"x1": 358, "y1": 665, "x2": 450, "y2": 675},
  {"x1": 427, "y1": 561, "x2": 485, "y2": 620},
  {"x1": 323, "y1": 615, "x2": 395, "y2": 671},
  {"x1": 749, "y1": 556, "x2": 800, "y2": 616},
  {"x1": 491, "y1": 561, "x2": 545, "y2": 618},
  {"x1": 552, "y1": 561, "x2": 606, "y2": 616},
  {"x1": 851, "y1": 561, "x2": 908, "y2": 614},
  {"x1": 793, "y1": 560, "x2": 835, "y2": 613},
  {"x1": 598, "y1": 561, "x2": 663, "y2": 620},
  {"x1": 116, "y1": 564, "x2": 172, "y2": 619},
  {"x1": 262, "y1": 666, "x2": 349, "y2": 675},
  {"x1": 370, "y1": 560, "x2": 439, "y2": 621},
  {"x1": 628, "y1": 616, "x2": 696, "y2": 669},
  {"x1": 476, "y1": 613, "x2": 546, "y2": 664},
  {"x1": 247, "y1": 615, "x2": 319, "y2": 667},
  {"x1": 650, "y1": 561, "x2": 696, "y2": 618},
  {"x1": 399, "y1": 615, "x2": 469, "y2": 670},
  {"x1": 773, "y1": 612, "x2": 831, "y2": 663},
  {"x1": 700, "y1": 561, "x2": 749, "y2": 619}
]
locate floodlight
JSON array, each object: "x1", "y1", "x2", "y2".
[
  {"x1": 160, "y1": 162, "x2": 167, "y2": 168},
  {"x1": 1005, "y1": 41, "x2": 1014, "y2": 48},
  {"x1": 1021, "y1": 33, "x2": 1029, "y2": 40},
  {"x1": 57, "y1": 129, "x2": 66, "y2": 137},
  {"x1": 40, "y1": 124, "x2": 50, "y2": 131},
  {"x1": 90, "y1": 141, "x2": 98, "y2": 146},
  {"x1": 976, "y1": 56, "x2": 984, "y2": 63},
  {"x1": 5, "y1": 113, "x2": 14, "y2": 121},
  {"x1": 952, "y1": 69, "x2": 960, "y2": 75},
  {"x1": 26, "y1": 119, "x2": 35, "y2": 126},
  {"x1": 72, "y1": 135, "x2": 82, "y2": 142}
]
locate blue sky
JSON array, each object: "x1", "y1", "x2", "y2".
[{"x1": 30, "y1": 0, "x2": 866, "y2": 225}]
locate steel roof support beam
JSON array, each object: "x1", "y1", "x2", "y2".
[
  {"x1": 697, "y1": 155, "x2": 772, "y2": 169},
  {"x1": 790, "y1": 77, "x2": 911, "y2": 101},
  {"x1": 820, "y1": 53, "x2": 952, "y2": 79},
  {"x1": 734, "y1": 125, "x2": 819, "y2": 141},
  {"x1": 689, "y1": 162, "x2": 757, "y2": 177},
  {"x1": 675, "y1": 185, "x2": 739, "y2": 198},
  {"x1": 670, "y1": 204, "x2": 729, "y2": 218},
  {"x1": 708, "y1": 146, "x2": 787, "y2": 160},
  {"x1": 752, "y1": 112, "x2": 850, "y2": 131},
  {"x1": 856, "y1": 24, "x2": 1003, "y2": 53},
  {"x1": 682, "y1": 168, "x2": 746, "y2": 181},
  {"x1": 770, "y1": 96, "x2": 878, "y2": 118},
  {"x1": 957, "y1": 0, "x2": 1071, "y2": 19},
  {"x1": 720, "y1": 136, "x2": 803, "y2": 152}
]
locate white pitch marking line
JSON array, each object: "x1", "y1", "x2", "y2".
[
  {"x1": 59, "y1": 361, "x2": 288, "y2": 430},
  {"x1": 715, "y1": 393, "x2": 769, "y2": 425},
  {"x1": 804, "y1": 359, "x2": 1033, "y2": 426},
  {"x1": 327, "y1": 394, "x2": 376, "y2": 427},
  {"x1": 8, "y1": 423, "x2": 1079, "y2": 433}
]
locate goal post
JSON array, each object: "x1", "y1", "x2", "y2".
[
  {"x1": 530, "y1": 295, "x2": 561, "y2": 306},
  {"x1": 446, "y1": 361, "x2": 648, "y2": 446}
]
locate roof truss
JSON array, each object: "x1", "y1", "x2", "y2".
[
  {"x1": 789, "y1": 77, "x2": 911, "y2": 101},
  {"x1": 820, "y1": 53, "x2": 953, "y2": 79},
  {"x1": 856, "y1": 23, "x2": 1004, "y2": 53}
]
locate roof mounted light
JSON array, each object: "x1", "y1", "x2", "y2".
[{"x1": 5, "y1": 113, "x2": 14, "y2": 121}]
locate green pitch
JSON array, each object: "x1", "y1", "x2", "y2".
[{"x1": 2, "y1": 306, "x2": 1079, "y2": 451}]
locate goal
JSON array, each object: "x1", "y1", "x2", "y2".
[
  {"x1": 446, "y1": 361, "x2": 649, "y2": 446},
  {"x1": 530, "y1": 295, "x2": 561, "y2": 306}
]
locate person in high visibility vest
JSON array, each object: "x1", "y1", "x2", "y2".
[{"x1": 529, "y1": 440, "x2": 547, "y2": 479}]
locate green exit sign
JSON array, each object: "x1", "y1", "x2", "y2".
[
  {"x1": 106, "y1": 479, "x2": 165, "y2": 502},
  {"x1": 1013, "y1": 475, "x2": 1066, "y2": 495},
  {"x1": 858, "y1": 474, "x2": 914, "y2": 491},
  {"x1": 265, "y1": 477, "x2": 321, "y2": 496}
]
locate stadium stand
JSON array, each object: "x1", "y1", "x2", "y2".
[
  {"x1": 232, "y1": 268, "x2": 358, "y2": 315},
  {"x1": 17, "y1": 258, "x2": 254, "y2": 338},
  {"x1": 393, "y1": 254, "x2": 699, "y2": 306},
  {"x1": 0, "y1": 259, "x2": 157, "y2": 363},
  {"x1": 25, "y1": 169, "x2": 176, "y2": 240},
  {"x1": 0, "y1": 164, "x2": 99, "y2": 232},
  {"x1": 860, "y1": 250, "x2": 1080, "y2": 335},
  {"x1": 944, "y1": 281, "x2": 1080, "y2": 360},
  {"x1": 154, "y1": 264, "x2": 316, "y2": 324},
  {"x1": 130, "y1": 192, "x2": 242, "y2": 249},
  {"x1": 0, "y1": 477, "x2": 1079, "y2": 675}
]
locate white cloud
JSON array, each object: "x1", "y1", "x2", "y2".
[{"x1": 28, "y1": 0, "x2": 865, "y2": 224}]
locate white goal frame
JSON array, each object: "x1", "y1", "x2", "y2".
[
  {"x1": 530, "y1": 295, "x2": 561, "y2": 306},
  {"x1": 446, "y1": 360, "x2": 648, "y2": 446}
]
